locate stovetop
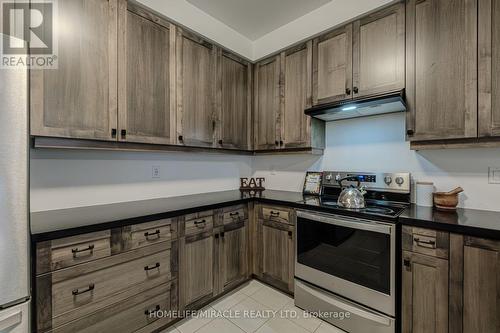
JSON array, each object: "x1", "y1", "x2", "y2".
[{"x1": 297, "y1": 195, "x2": 408, "y2": 218}]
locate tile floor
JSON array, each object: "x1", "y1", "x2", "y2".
[{"x1": 162, "y1": 280, "x2": 345, "y2": 333}]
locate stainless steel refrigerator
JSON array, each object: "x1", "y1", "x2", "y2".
[{"x1": 0, "y1": 33, "x2": 31, "y2": 332}]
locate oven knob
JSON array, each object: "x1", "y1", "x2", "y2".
[
  {"x1": 325, "y1": 174, "x2": 332, "y2": 181},
  {"x1": 395, "y1": 177, "x2": 404, "y2": 186},
  {"x1": 384, "y1": 176, "x2": 392, "y2": 185}
]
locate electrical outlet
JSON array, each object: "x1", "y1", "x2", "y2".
[
  {"x1": 488, "y1": 167, "x2": 500, "y2": 184},
  {"x1": 152, "y1": 166, "x2": 161, "y2": 179}
]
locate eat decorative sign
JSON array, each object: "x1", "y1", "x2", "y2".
[{"x1": 240, "y1": 177, "x2": 265, "y2": 191}]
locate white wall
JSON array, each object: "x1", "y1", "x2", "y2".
[
  {"x1": 252, "y1": 0, "x2": 393, "y2": 60},
  {"x1": 30, "y1": 150, "x2": 252, "y2": 211},
  {"x1": 252, "y1": 113, "x2": 500, "y2": 211}
]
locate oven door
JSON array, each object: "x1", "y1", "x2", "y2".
[{"x1": 295, "y1": 210, "x2": 395, "y2": 316}]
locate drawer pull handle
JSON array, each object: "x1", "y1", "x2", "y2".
[
  {"x1": 414, "y1": 237, "x2": 436, "y2": 248},
  {"x1": 229, "y1": 212, "x2": 240, "y2": 216},
  {"x1": 72, "y1": 283, "x2": 95, "y2": 296},
  {"x1": 145, "y1": 305, "x2": 161, "y2": 316},
  {"x1": 144, "y1": 263, "x2": 160, "y2": 271},
  {"x1": 144, "y1": 230, "x2": 161, "y2": 239},
  {"x1": 270, "y1": 211, "x2": 280, "y2": 216},
  {"x1": 194, "y1": 219, "x2": 206, "y2": 227},
  {"x1": 221, "y1": 232, "x2": 225, "y2": 238},
  {"x1": 71, "y1": 244, "x2": 95, "y2": 258}
]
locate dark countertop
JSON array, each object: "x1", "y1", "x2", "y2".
[
  {"x1": 31, "y1": 190, "x2": 500, "y2": 241},
  {"x1": 400, "y1": 204, "x2": 500, "y2": 239}
]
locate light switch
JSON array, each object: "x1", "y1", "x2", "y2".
[{"x1": 488, "y1": 167, "x2": 500, "y2": 184}]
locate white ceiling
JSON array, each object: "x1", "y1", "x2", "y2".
[{"x1": 185, "y1": 0, "x2": 332, "y2": 41}]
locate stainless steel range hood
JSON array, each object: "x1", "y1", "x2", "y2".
[{"x1": 304, "y1": 90, "x2": 406, "y2": 121}]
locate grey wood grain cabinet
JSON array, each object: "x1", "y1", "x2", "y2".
[
  {"x1": 352, "y1": 3, "x2": 405, "y2": 97},
  {"x1": 406, "y1": 0, "x2": 478, "y2": 141},
  {"x1": 256, "y1": 205, "x2": 295, "y2": 293},
  {"x1": 312, "y1": 24, "x2": 353, "y2": 105},
  {"x1": 117, "y1": 2, "x2": 176, "y2": 144},
  {"x1": 30, "y1": 0, "x2": 119, "y2": 141},
  {"x1": 254, "y1": 56, "x2": 281, "y2": 150},
  {"x1": 478, "y1": 0, "x2": 500, "y2": 137},
  {"x1": 176, "y1": 29, "x2": 217, "y2": 148},
  {"x1": 281, "y1": 42, "x2": 314, "y2": 149},
  {"x1": 217, "y1": 51, "x2": 252, "y2": 150}
]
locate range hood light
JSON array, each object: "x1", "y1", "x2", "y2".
[{"x1": 341, "y1": 106, "x2": 357, "y2": 111}]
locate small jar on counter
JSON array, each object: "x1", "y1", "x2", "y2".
[{"x1": 416, "y1": 181, "x2": 435, "y2": 207}]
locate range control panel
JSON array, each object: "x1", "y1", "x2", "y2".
[{"x1": 323, "y1": 171, "x2": 411, "y2": 193}]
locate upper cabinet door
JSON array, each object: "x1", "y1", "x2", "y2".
[
  {"x1": 352, "y1": 3, "x2": 405, "y2": 98},
  {"x1": 176, "y1": 30, "x2": 217, "y2": 148},
  {"x1": 312, "y1": 24, "x2": 353, "y2": 105},
  {"x1": 218, "y1": 51, "x2": 252, "y2": 150},
  {"x1": 281, "y1": 42, "x2": 313, "y2": 149},
  {"x1": 31, "y1": 0, "x2": 118, "y2": 141},
  {"x1": 478, "y1": 0, "x2": 500, "y2": 137},
  {"x1": 117, "y1": 3, "x2": 175, "y2": 144},
  {"x1": 254, "y1": 56, "x2": 281, "y2": 150},
  {"x1": 406, "y1": 0, "x2": 478, "y2": 141}
]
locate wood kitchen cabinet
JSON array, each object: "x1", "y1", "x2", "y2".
[
  {"x1": 254, "y1": 44, "x2": 325, "y2": 152},
  {"x1": 217, "y1": 51, "x2": 252, "y2": 150},
  {"x1": 254, "y1": 56, "x2": 281, "y2": 150},
  {"x1": 176, "y1": 29, "x2": 217, "y2": 148},
  {"x1": 117, "y1": 2, "x2": 176, "y2": 144},
  {"x1": 406, "y1": 0, "x2": 478, "y2": 141},
  {"x1": 256, "y1": 205, "x2": 295, "y2": 293},
  {"x1": 312, "y1": 24, "x2": 353, "y2": 104},
  {"x1": 352, "y1": 3, "x2": 405, "y2": 97},
  {"x1": 478, "y1": 0, "x2": 500, "y2": 137},
  {"x1": 216, "y1": 205, "x2": 249, "y2": 293},
  {"x1": 30, "y1": 0, "x2": 118, "y2": 141}
]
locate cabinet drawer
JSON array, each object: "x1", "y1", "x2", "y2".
[
  {"x1": 262, "y1": 206, "x2": 290, "y2": 224},
  {"x1": 222, "y1": 205, "x2": 247, "y2": 225},
  {"x1": 185, "y1": 215, "x2": 214, "y2": 236},
  {"x1": 123, "y1": 219, "x2": 177, "y2": 251},
  {"x1": 184, "y1": 210, "x2": 213, "y2": 222},
  {"x1": 43, "y1": 242, "x2": 175, "y2": 327},
  {"x1": 51, "y1": 281, "x2": 176, "y2": 333},
  {"x1": 402, "y1": 226, "x2": 449, "y2": 259},
  {"x1": 36, "y1": 231, "x2": 111, "y2": 274}
]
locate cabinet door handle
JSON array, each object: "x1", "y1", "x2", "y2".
[
  {"x1": 414, "y1": 237, "x2": 436, "y2": 249},
  {"x1": 121, "y1": 129, "x2": 127, "y2": 139},
  {"x1": 275, "y1": 141, "x2": 279, "y2": 146},
  {"x1": 345, "y1": 88, "x2": 351, "y2": 95},
  {"x1": 279, "y1": 140, "x2": 283, "y2": 146},
  {"x1": 221, "y1": 232, "x2": 225, "y2": 238},
  {"x1": 111, "y1": 128, "x2": 117, "y2": 138},
  {"x1": 178, "y1": 135, "x2": 183, "y2": 142},
  {"x1": 288, "y1": 231, "x2": 293, "y2": 238},
  {"x1": 194, "y1": 219, "x2": 206, "y2": 227},
  {"x1": 144, "y1": 263, "x2": 160, "y2": 271},
  {"x1": 406, "y1": 129, "x2": 415, "y2": 136},
  {"x1": 353, "y1": 87, "x2": 359, "y2": 94},
  {"x1": 218, "y1": 140, "x2": 223, "y2": 145},
  {"x1": 145, "y1": 305, "x2": 161, "y2": 316},
  {"x1": 72, "y1": 283, "x2": 95, "y2": 296},
  {"x1": 215, "y1": 233, "x2": 219, "y2": 239},
  {"x1": 144, "y1": 229, "x2": 161, "y2": 240},
  {"x1": 71, "y1": 244, "x2": 95, "y2": 258}
]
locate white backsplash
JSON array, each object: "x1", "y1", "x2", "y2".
[{"x1": 252, "y1": 113, "x2": 500, "y2": 212}]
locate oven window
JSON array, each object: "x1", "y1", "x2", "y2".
[{"x1": 297, "y1": 217, "x2": 391, "y2": 294}]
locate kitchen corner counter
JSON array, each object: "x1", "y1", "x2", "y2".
[
  {"x1": 30, "y1": 190, "x2": 306, "y2": 241},
  {"x1": 399, "y1": 204, "x2": 500, "y2": 239}
]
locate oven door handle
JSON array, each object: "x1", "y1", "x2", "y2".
[
  {"x1": 297, "y1": 211, "x2": 392, "y2": 235},
  {"x1": 297, "y1": 280, "x2": 392, "y2": 326}
]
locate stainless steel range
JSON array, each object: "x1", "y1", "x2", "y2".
[{"x1": 294, "y1": 171, "x2": 411, "y2": 333}]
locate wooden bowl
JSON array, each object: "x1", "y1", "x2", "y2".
[{"x1": 433, "y1": 187, "x2": 463, "y2": 210}]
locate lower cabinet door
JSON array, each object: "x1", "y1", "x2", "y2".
[
  {"x1": 260, "y1": 220, "x2": 294, "y2": 293},
  {"x1": 463, "y1": 237, "x2": 500, "y2": 333},
  {"x1": 402, "y1": 251, "x2": 449, "y2": 333},
  {"x1": 52, "y1": 282, "x2": 175, "y2": 333},
  {"x1": 220, "y1": 221, "x2": 248, "y2": 292},
  {"x1": 181, "y1": 231, "x2": 215, "y2": 308}
]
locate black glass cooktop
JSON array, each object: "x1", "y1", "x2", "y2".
[{"x1": 298, "y1": 196, "x2": 408, "y2": 218}]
